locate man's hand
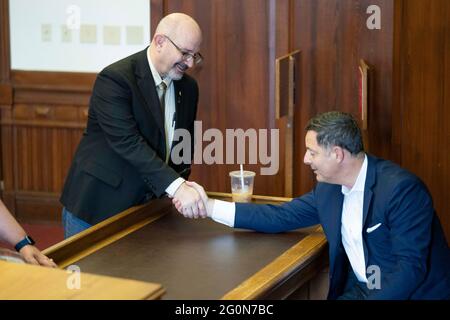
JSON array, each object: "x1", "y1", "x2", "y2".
[
  {"x1": 173, "y1": 182, "x2": 206, "y2": 218},
  {"x1": 173, "y1": 181, "x2": 214, "y2": 218},
  {"x1": 20, "y1": 245, "x2": 57, "y2": 268}
]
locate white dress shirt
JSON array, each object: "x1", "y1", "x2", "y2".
[
  {"x1": 211, "y1": 155, "x2": 369, "y2": 283},
  {"x1": 211, "y1": 200, "x2": 236, "y2": 227},
  {"x1": 147, "y1": 47, "x2": 184, "y2": 196},
  {"x1": 340, "y1": 154, "x2": 368, "y2": 283}
]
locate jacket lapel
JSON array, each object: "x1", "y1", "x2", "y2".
[
  {"x1": 328, "y1": 190, "x2": 345, "y2": 275},
  {"x1": 363, "y1": 155, "x2": 377, "y2": 226},
  {"x1": 134, "y1": 49, "x2": 165, "y2": 137},
  {"x1": 362, "y1": 154, "x2": 377, "y2": 267},
  {"x1": 173, "y1": 80, "x2": 184, "y2": 130}
]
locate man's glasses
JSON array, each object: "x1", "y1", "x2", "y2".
[{"x1": 163, "y1": 35, "x2": 203, "y2": 65}]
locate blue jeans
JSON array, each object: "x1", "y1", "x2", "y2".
[{"x1": 62, "y1": 207, "x2": 92, "y2": 239}]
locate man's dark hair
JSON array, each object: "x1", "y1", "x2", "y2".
[{"x1": 305, "y1": 111, "x2": 364, "y2": 155}]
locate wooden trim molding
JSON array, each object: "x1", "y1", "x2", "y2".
[
  {"x1": 11, "y1": 71, "x2": 96, "y2": 93},
  {"x1": 10, "y1": 71, "x2": 96, "y2": 105},
  {"x1": 43, "y1": 200, "x2": 171, "y2": 268},
  {"x1": 222, "y1": 227, "x2": 327, "y2": 299},
  {"x1": 207, "y1": 191, "x2": 292, "y2": 204}
]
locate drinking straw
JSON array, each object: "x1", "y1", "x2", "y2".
[{"x1": 240, "y1": 164, "x2": 245, "y2": 190}]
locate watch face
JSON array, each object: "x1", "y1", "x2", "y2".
[{"x1": 26, "y1": 236, "x2": 35, "y2": 245}]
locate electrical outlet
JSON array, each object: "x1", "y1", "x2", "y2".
[
  {"x1": 80, "y1": 24, "x2": 97, "y2": 44},
  {"x1": 41, "y1": 24, "x2": 52, "y2": 42},
  {"x1": 103, "y1": 25, "x2": 121, "y2": 45},
  {"x1": 61, "y1": 25, "x2": 72, "y2": 42},
  {"x1": 126, "y1": 26, "x2": 144, "y2": 45}
]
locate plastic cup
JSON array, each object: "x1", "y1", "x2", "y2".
[{"x1": 229, "y1": 170, "x2": 255, "y2": 203}]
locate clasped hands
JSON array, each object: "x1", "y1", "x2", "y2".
[{"x1": 172, "y1": 181, "x2": 212, "y2": 219}]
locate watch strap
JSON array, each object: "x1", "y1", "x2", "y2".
[{"x1": 14, "y1": 236, "x2": 35, "y2": 252}]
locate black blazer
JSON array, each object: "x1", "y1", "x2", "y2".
[{"x1": 60, "y1": 48, "x2": 199, "y2": 224}]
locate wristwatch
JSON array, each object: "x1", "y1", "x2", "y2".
[{"x1": 14, "y1": 236, "x2": 35, "y2": 252}]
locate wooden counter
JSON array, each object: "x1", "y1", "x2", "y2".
[
  {"x1": 43, "y1": 193, "x2": 328, "y2": 299},
  {"x1": 0, "y1": 260, "x2": 163, "y2": 300}
]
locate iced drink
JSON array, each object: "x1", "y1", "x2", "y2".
[{"x1": 229, "y1": 170, "x2": 255, "y2": 203}]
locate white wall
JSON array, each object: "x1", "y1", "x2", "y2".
[{"x1": 9, "y1": 0, "x2": 150, "y2": 73}]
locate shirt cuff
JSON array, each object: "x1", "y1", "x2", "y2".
[
  {"x1": 165, "y1": 177, "x2": 185, "y2": 197},
  {"x1": 211, "y1": 199, "x2": 236, "y2": 227}
]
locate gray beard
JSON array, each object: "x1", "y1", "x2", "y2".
[{"x1": 166, "y1": 67, "x2": 184, "y2": 81}]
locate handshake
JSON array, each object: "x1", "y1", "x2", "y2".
[{"x1": 172, "y1": 181, "x2": 212, "y2": 219}]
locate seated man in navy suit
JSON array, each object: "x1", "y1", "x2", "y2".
[{"x1": 174, "y1": 111, "x2": 450, "y2": 299}]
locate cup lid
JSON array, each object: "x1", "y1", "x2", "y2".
[{"x1": 229, "y1": 170, "x2": 255, "y2": 177}]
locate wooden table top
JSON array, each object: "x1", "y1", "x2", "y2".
[
  {"x1": 0, "y1": 260, "x2": 164, "y2": 300},
  {"x1": 71, "y1": 209, "x2": 309, "y2": 299},
  {"x1": 43, "y1": 193, "x2": 328, "y2": 299}
]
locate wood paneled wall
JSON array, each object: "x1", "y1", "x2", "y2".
[
  {"x1": 290, "y1": 0, "x2": 449, "y2": 240},
  {"x1": 291, "y1": 0, "x2": 396, "y2": 195},
  {"x1": 0, "y1": 0, "x2": 11, "y2": 204},
  {"x1": 1, "y1": 71, "x2": 95, "y2": 222},
  {"x1": 152, "y1": 0, "x2": 289, "y2": 196},
  {"x1": 0, "y1": 0, "x2": 449, "y2": 240},
  {"x1": 392, "y1": 0, "x2": 450, "y2": 239}
]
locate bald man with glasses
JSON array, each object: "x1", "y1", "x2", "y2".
[{"x1": 60, "y1": 13, "x2": 205, "y2": 238}]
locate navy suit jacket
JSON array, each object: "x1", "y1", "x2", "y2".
[{"x1": 235, "y1": 155, "x2": 450, "y2": 299}]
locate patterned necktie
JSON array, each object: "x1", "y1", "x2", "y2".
[
  {"x1": 157, "y1": 81, "x2": 167, "y2": 114},
  {"x1": 157, "y1": 81, "x2": 170, "y2": 162}
]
